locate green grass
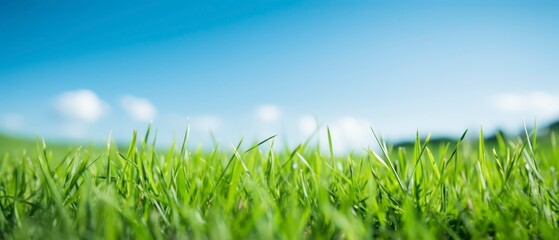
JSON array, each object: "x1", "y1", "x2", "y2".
[{"x1": 0, "y1": 126, "x2": 559, "y2": 239}]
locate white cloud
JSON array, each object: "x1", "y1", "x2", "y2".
[
  {"x1": 492, "y1": 92, "x2": 559, "y2": 118},
  {"x1": 192, "y1": 116, "x2": 222, "y2": 132},
  {"x1": 325, "y1": 116, "x2": 372, "y2": 153},
  {"x1": 120, "y1": 95, "x2": 157, "y2": 122},
  {"x1": 54, "y1": 89, "x2": 108, "y2": 122},
  {"x1": 1, "y1": 113, "x2": 24, "y2": 130},
  {"x1": 299, "y1": 115, "x2": 318, "y2": 135},
  {"x1": 255, "y1": 104, "x2": 281, "y2": 123}
]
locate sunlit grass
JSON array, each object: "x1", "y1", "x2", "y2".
[{"x1": 0, "y1": 125, "x2": 558, "y2": 239}]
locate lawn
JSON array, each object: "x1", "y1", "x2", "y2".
[{"x1": 0, "y1": 125, "x2": 558, "y2": 239}]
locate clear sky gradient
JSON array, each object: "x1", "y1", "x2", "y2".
[{"x1": 1, "y1": 1, "x2": 559, "y2": 151}]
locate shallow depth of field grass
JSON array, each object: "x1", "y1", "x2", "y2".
[{"x1": 1, "y1": 126, "x2": 559, "y2": 239}]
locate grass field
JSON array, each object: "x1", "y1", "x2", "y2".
[{"x1": 1, "y1": 125, "x2": 558, "y2": 239}]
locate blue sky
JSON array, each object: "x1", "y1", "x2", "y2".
[{"x1": 1, "y1": 1, "x2": 559, "y2": 151}]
